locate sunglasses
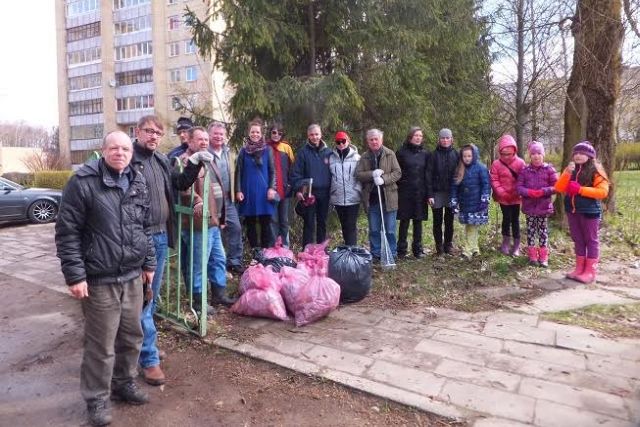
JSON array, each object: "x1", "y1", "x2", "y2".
[
  {"x1": 271, "y1": 130, "x2": 283, "y2": 135},
  {"x1": 335, "y1": 139, "x2": 348, "y2": 145}
]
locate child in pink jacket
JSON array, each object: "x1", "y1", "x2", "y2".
[{"x1": 490, "y1": 134, "x2": 526, "y2": 256}]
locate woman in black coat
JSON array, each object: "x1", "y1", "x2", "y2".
[{"x1": 395, "y1": 127, "x2": 430, "y2": 258}]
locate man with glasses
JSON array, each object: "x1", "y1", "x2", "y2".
[
  {"x1": 267, "y1": 123, "x2": 295, "y2": 246},
  {"x1": 289, "y1": 124, "x2": 332, "y2": 247},
  {"x1": 131, "y1": 115, "x2": 212, "y2": 387}
]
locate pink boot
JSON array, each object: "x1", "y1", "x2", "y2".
[
  {"x1": 527, "y1": 247, "x2": 538, "y2": 265},
  {"x1": 566, "y1": 256, "x2": 586, "y2": 280},
  {"x1": 575, "y1": 258, "x2": 597, "y2": 284},
  {"x1": 511, "y1": 238, "x2": 521, "y2": 257},
  {"x1": 499, "y1": 235, "x2": 510, "y2": 255},
  {"x1": 538, "y1": 247, "x2": 549, "y2": 268}
]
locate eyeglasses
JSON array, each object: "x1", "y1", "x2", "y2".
[
  {"x1": 271, "y1": 130, "x2": 283, "y2": 136},
  {"x1": 142, "y1": 128, "x2": 164, "y2": 137},
  {"x1": 335, "y1": 139, "x2": 348, "y2": 145}
]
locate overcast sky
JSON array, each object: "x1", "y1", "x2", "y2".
[{"x1": 0, "y1": 0, "x2": 58, "y2": 128}]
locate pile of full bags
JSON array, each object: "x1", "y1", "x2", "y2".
[{"x1": 231, "y1": 240, "x2": 343, "y2": 326}]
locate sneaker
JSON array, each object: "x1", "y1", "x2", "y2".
[
  {"x1": 141, "y1": 365, "x2": 166, "y2": 386},
  {"x1": 87, "y1": 399, "x2": 112, "y2": 426},
  {"x1": 111, "y1": 382, "x2": 149, "y2": 405}
]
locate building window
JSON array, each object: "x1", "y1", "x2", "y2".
[
  {"x1": 114, "y1": 15, "x2": 151, "y2": 35},
  {"x1": 113, "y1": 0, "x2": 151, "y2": 10},
  {"x1": 70, "y1": 124, "x2": 104, "y2": 140},
  {"x1": 69, "y1": 99, "x2": 103, "y2": 116},
  {"x1": 69, "y1": 73, "x2": 102, "y2": 91},
  {"x1": 67, "y1": 47, "x2": 101, "y2": 66},
  {"x1": 169, "y1": 42, "x2": 180, "y2": 57},
  {"x1": 185, "y1": 39, "x2": 196, "y2": 54},
  {"x1": 66, "y1": 22, "x2": 101, "y2": 43},
  {"x1": 70, "y1": 149, "x2": 100, "y2": 164},
  {"x1": 185, "y1": 66, "x2": 197, "y2": 82},
  {"x1": 115, "y1": 41, "x2": 153, "y2": 61},
  {"x1": 127, "y1": 126, "x2": 136, "y2": 138},
  {"x1": 115, "y1": 68, "x2": 154, "y2": 86},
  {"x1": 116, "y1": 95, "x2": 154, "y2": 111},
  {"x1": 169, "y1": 69, "x2": 181, "y2": 83},
  {"x1": 67, "y1": 0, "x2": 99, "y2": 17},
  {"x1": 168, "y1": 0, "x2": 178, "y2": 4},
  {"x1": 171, "y1": 96, "x2": 181, "y2": 110},
  {"x1": 168, "y1": 15, "x2": 181, "y2": 31}
]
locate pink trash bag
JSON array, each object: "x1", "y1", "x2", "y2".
[
  {"x1": 231, "y1": 288, "x2": 288, "y2": 320},
  {"x1": 279, "y1": 266, "x2": 310, "y2": 314},
  {"x1": 292, "y1": 273, "x2": 340, "y2": 327},
  {"x1": 262, "y1": 236, "x2": 295, "y2": 260},
  {"x1": 297, "y1": 239, "x2": 330, "y2": 275},
  {"x1": 239, "y1": 264, "x2": 281, "y2": 294}
]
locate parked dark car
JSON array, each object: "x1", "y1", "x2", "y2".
[{"x1": 0, "y1": 176, "x2": 62, "y2": 224}]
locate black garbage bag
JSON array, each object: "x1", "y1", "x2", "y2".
[
  {"x1": 252, "y1": 249, "x2": 297, "y2": 273},
  {"x1": 328, "y1": 246, "x2": 372, "y2": 303}
]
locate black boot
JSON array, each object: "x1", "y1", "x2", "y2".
[
  {"x1": 211, "y1": 286, "x2": 237, "y2": 307},
  {"x1": 444, "y1": 242, "x2": 454, "y2": 255},
  {"x1": 87, "y1": 399, "x2": 112, "y2": 426},
  {"x1": 111, "y1": 381, "x2": 149, "y2": 405},
  {"x1": 413, "y1": 245, "x2": 425, "y2": 258},
  {"x1": 192, "y1": 293, "x2": 215, "y2": 316},
  {"x1": 435, "y1": 244, "x2": 444, "y2": 255}
]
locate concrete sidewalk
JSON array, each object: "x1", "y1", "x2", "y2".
[{"x1": 2, "y1": 223, "x2": 639, "y2": 426}]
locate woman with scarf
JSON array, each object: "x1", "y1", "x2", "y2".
[{"x1": 235, "y1": 120, "x2": 277, "y2": 249}]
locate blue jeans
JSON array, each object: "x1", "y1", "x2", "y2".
[
  {"x1": 271, "y1": 198, "x2": 290, "y2": 247},
  {"x1": 183, "y1": 226, "x2": 227, "y2": 294},
  {"x1": 368, "y1": 206, "x2": 397, "y2": 258},
  {"x1": 222, "y1": 197, "x2": 243, "y2": 267},
  {"x1": 139, "y1": 232, "x2": 167, "y2": 369}
]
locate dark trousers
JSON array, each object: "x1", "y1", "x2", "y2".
[
  {"x1": 500, "y1": 204, "x2": 521, "y2": 239},
  {"x1": 302, "y1": 193, "x2": 330, "y2": 247},
  {"x1": 244, "y1": 215, "x2": 273, "y2": 248},
  {"x1": 335, "y1": 204, "x2": 360, "y2": 246},
  {"x1": 397, "y1": 219, "x2": 423, "y2": 255},
  {"x1": 432, "y1": 206, "x2": 455, "y2": 248},
  {"x1": 81, "y1": 278, "x2": 143, "y2": 403}
]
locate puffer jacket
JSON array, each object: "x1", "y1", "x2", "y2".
[
  {"x1": 328, "y1": 145, "x2": 362, "y2": 206},
  {"x1": 555, "y1": 165, "x2": 609, "y2": 216},
  {"x1": 516, "y1": 163, "x2": 558, "y2": 217},
  {"x1": 356, "y1": 145, "x2": 402, "y2": 212},
  {"x1": 396, "y1": 142, "x2": 429, "y2": 220},
  {"x1": 55, "y1": 159, "x2": 156, "y2": 286},
  {"x1": 425, "y1": 143, "x2": 459, "y2": 198},
  {"x1": 450, "y1": 145, "x2": 491, "y2": 216},
  {"x1": 490, "y1": 137, "x2": 525, "y2": 205}
]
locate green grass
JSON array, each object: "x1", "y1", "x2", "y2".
[{"x1": 542, "y1": 303, "x2": 640, "y2": 338}]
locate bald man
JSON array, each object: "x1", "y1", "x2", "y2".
[{"x1": 56, "y1": 131, "x2": 156, "y2": 426}]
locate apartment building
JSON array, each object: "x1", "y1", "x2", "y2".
[{"x1": 56, "y1": 0, "x2": 227, "y2": 167}]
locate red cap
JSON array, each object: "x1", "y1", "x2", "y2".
[{"x1": 334, "y1": 131, "x2": 349, "y2": 141}]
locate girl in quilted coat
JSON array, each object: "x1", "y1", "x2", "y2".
[
  {"x1": 516, "y1": 141, "x2": 557, "y2": 267},
  {"x1": 490, "y1": 134, "x2": 526, "y2": 256},
  {"x1": 449, "y1": 144, "x2": 491, "y2": 258}
]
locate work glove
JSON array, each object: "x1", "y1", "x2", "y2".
[
  {"x1": 567, "y1": 181, "x2": 581, "y2": 196},
  {"x1": 189, "y1": 151, "x2": 214, "y2": 165},
  {"x1": 372, "y1": 169, "x2": 384, "y2": 178},
  {"x1": 478, "y1": 194, "x2": 490, "y2": 211},
  {"x1": 373, "y1": 176, "x2": 384, "y2": 186},
  {"x1": 527, "y1": 189, "x2": 544, "y2": 198}
]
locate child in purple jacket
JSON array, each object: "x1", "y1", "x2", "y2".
[{"x1": 516, "y1": 141, "x2": 558, "y2": 267}]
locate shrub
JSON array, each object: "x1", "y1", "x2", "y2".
[
  {"x1": 615, "y1": 143, "x2": 640, "y2": 170},
  {"x1": 1, "y1": 172, "x2": 34, "y2": 186},
  {"x1": 33, "y1": 170, "x2": 74, "y2": 189}
]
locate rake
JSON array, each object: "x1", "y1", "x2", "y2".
[{"x1": 377, "y1": 184, "x2": 396, "y2": 271}]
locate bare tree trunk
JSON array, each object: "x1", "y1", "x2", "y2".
[
  {"x1": 561, "y1": 0, "x2": 623, "y2": 215},
  {"x1": 515, "y1": 0, "x2": 526, "y2": 155}
]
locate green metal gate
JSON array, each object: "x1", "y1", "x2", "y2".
[{"x1": 156, "y1": 168, "x2": 211, "y2": 337}]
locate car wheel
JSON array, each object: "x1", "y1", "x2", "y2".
[{"x1": 28, "y1": 200, "x2": 58, "y2": 224}]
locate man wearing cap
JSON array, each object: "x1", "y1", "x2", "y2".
[
  {"x1": 289, "y1": 124, "x2": 332, "y2": 247},
  {"x1": 425, "y1": 128, "x2": 459, "y2": 255},
  {"x1": 168, "y1": 117, "x2": 194, "y2": 162},
  {"x1": 130, "y1": 115, "x2": 212, "y2": 386}
]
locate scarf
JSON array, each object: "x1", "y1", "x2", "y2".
[{"x1": 244, "y1": 136, "x2": 266, "y2": 154}]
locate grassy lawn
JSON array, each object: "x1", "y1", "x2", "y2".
[{"x1": 542, "y1": 303, "x2": 640, "y2": 338}]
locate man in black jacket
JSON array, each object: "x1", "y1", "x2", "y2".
[
  {"x1": 130, "y1": 115, "x2": 211, "y2": 387},
  {"x1": 55, "y1": 131, "x2": 156, "y2": 426}
]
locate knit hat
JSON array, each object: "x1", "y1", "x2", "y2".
[
  {"x1": 528, "y1": 141, "x2": 544, "y2": 156},
  {"x1": 176, "y1": 117, "x2": 194, "y2": 132},
  {"x1": 439, "y1": 128, "x2": 452, "y2": 139},
  {"x1": 334, "y1": 131, "x2": 349, "y2": 141},
  {"x1": 573, "y1": 141, "x2": 596, "y2": 159}
]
